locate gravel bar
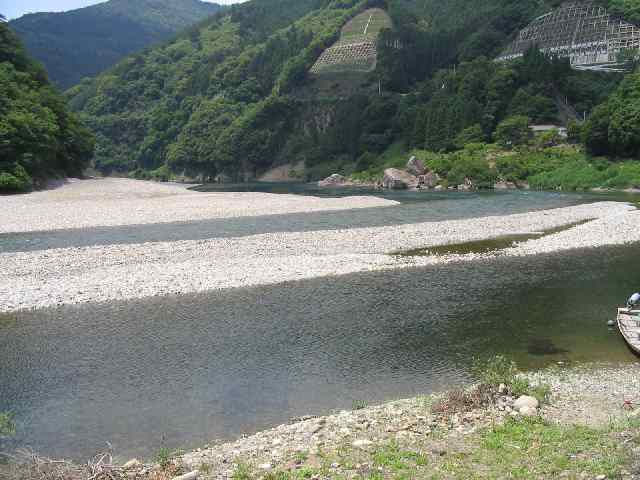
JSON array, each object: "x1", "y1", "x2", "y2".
[
  {"x1": 0, "y1": 178, "x2": 398, "y2": 234},
  {"x1": 1, "y1": 201, "x2": 637, "y2": 313}
]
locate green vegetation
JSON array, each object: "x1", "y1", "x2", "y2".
[
  {"x1": 474, "y1": 355, "x2": 551, "y2": 404},
  {"x1": 9, "y1": 0, "x2": 221, "y2": 89},
  {"x1": 0, "y1": 20, "x2": 94, "y2": 193},
  {"x1": 0, "y1": 413, "x2": 15, "y2": 437},
  {"x1": 600, "y1": 0, "x2": 640, "y2": 23},
  {"x1": 229, "y1": 416, "x2": 638, "y2": 479},
  {"x1": 57, "y1": 0, "x2": 640, "y2": 188}
]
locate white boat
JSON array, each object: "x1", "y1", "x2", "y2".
[{"x1": 617, "y1": 308, "x2": 640, "y2": 355}]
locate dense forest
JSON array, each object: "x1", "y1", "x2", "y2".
[
  {"x1": 0, "y1": 19, "x2": 94, "y2": 193},
  {"x1": 10, "y1": 0, "x2": 221, "y2": 89},
  {"x1": 64, "y1": 0, "x2": 640, "y2": 188}
]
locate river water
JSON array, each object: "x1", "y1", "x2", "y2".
[{"x1": 0, "y1": 187, "x2": 638, "y2": 461}]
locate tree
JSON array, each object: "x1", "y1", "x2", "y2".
[
  {"x1": 454, "y1": 124, "x2": 486, "y2": 149},
  {"x1": 494, "y1": 115, "x2": 531, "y2": 148}
]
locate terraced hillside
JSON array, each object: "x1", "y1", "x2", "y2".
[
  {"x1": 498, "y1": 1, "x2": 640, "y2": 72},
  {"x1": 310, "y1": 8, "x2": 392, "y2": 74}
]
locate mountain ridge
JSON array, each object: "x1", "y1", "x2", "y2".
[{"x1": 9, "y1": 0, "x2": 221, "y2": 89}]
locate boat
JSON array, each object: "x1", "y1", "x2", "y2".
[{"x1": 617, "y1": 308, "x2": 640, "y2": 355}]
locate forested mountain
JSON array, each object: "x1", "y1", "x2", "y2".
[
  {"x1": 0, "y1": 21, "x2": 94, "y2": 193},
  {"x1": 9, "y1": 0, "x2": 221, "y2": 89},
  {"x1": 65, "y1": 0, "x2": 640, "y2": 188}
]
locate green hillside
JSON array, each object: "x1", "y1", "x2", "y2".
[
  {"x1": 65, "y1": 0, "x2": 640, "y2": 187},
  {"x1": 9, "y1": 0, "x2": 221, "y2": 89},
  {"x1": 0, "y1": 20, "x2": 94, "y2": 192}
]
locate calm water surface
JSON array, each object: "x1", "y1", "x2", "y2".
[
  {"x1": 1, "y1": 246, "x2": 638, "y2": 460},
  {"x1": 1, "y1": 187, "x2": 639, "y2": 461}
]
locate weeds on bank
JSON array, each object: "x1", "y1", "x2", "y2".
[
  {"x1": 473, "y1": 355, "x2": 551, "y2": 404},
  {"x1": 0, "y1": 412, "x2": 15, "y2": 437},
  {"x1": 352, "y1": 400, "x2": 367, "y2": 411},
  {"x1": 227, "y1": 413, "x2": 636, "y2": 479}
]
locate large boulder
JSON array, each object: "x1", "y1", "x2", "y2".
[
  {"x1": 418, "y1": 171, "x2": 440, "y2": 189},
  {"x1": 406, "y1": 156, "x2": 426, "y2": 176},
  {"x1": 383, "y1": 168, "x2": 418, "y2": 189},
  {"x1": 318, "y1": 174, "x2": 348, "y2": 187}
]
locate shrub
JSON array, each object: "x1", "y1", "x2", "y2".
[
  {"x1": 0, "y1": 164, "x2": 33, "y2": 193},
  {"x1": 494, "y1": 116, "x2": 531, "y2": 149},
  {"x1": 0, "y1": 412, "x2": 15, "y2": 437},
  {"x1": 454, "y1": 124, "x2": 486, "y2": 149}
]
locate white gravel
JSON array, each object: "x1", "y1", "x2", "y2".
[
  {"x1": 0, "y1": 178, "x2": 398, "y2": 233},
  {"x1": 1, "y1": 201, "x2": 638, "y2": 313}
]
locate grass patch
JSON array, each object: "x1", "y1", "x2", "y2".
[
  {"x1": 471, "y1": 417, "x2": 630, "y2": 479},
  {"x1": 352, "y1": 400, "x2": 367, "y2": 410},
  {"x1": 232, "y1": 462, "x2": 252, "y2": 480}
]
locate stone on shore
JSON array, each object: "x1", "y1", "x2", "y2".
[
  {"x1": 494, "y1": 181, "x2": 517, "y2": 190},
  {"x1": 513, "y1": 395, "x2": 539, "y2": 412},
  {"x1": 171, "y1": 471, "x2": 198, "y2": 480},
  {"x1": 123, "y1": 459, "x2": 142, "y2": 470},
  {"x1": 319, "y1": 174, "x2": 348, "y2": 187},
  {"x1": 383, "y1": 168, "x2": 418, "y2": 189},
  {"x1": 418, "y1": 171, "x2": 440, "y2": 189},
  {"x1": 406, "y1": 156, "x2": 426, "y2": 176}
]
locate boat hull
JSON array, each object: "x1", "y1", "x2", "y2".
[{"x1": 617, "y1": 308, "x2": 640, "y2": 356}]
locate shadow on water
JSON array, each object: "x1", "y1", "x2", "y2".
[{"x1": 0, "y1": 244, "x2": 638, "y2": 461}]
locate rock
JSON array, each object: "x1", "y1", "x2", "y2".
[
  {"x1": 498, "y1": 383, "x2": 507, "y2": 394},
  {"x1": 123, "y1": 459, "x2": 142, "y2": 470},
  {"x1": 383, "y1": 168, "x2": 418, "y2": 189},
  {"x1": 493, "y1": 181, "x2": 517, "y2": 190},
  {"x1": 513, "y1": 395, "x2": 539, "y2": 412},
  {"x1": 171, "y1": 472, "x2": 198, "y2": 480},
  {"x1": 318, "y1": 174, "x2": 348, "y2": 187},
  {"x1": 519, "y1": 405, "x2": 537, "y2": 417},
  {"x1": 406, "y1": 156, "x2": 426, "y2": 176},
  {"x1": 418, "y1": 171, "x2": 440, "y2": 189},
  {"x1": 434, "y1": 185, "x2": 444, "y2": 191},
  {"x1": 595, "y1": 475, "x2": 606, "y2": 480},
  {"x1": 259, "y1": 463, "x2": 273, "y2": 470},
  {"x1": 458, "y1": 183, "x2": 472, "y2": 191},
  {"x1": 352, "y1": 439, "x2": 373, "y2": 448}
]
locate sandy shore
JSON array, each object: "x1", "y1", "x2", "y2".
[
  {"x1": 1, "y1": 197, "x2": 638, "y2": 312},
  {"x1": 0, "y1": 178, "x2": 398, "y2": 233}
]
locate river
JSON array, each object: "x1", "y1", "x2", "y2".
[{"x1": 0, "y1": 187, "x2": 638, "y2": 461}]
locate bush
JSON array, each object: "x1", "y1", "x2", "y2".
[
  {"x1": 0, "y1": 164, "x2": 33, "y2": 193},
  {"x1": 454, "y1": 124, "x2": 486, "y2": 149},
  {"x1": 494, "y1": 116, "x2": 531, "y2": 149},
  {"x1": 0, "y1": 412, "x2": 15, "y2": 437}
]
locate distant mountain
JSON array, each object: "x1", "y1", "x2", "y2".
[{"x1": 9, "y1": 0, "x2": 221, "y2": 89}]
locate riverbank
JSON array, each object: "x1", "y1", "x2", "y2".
[
  {"x1": 176, "y1": 363, "x2": 640, "y2": 479},
  {"x1": 5, "y1": 363, "x2": 638, "y2": 479},
  {"x1": 0, "y1": 178, "x2": 398, "y2": 234},
  {"x1": 1, "y1": 197, "x2": 638, "y2": 313}
]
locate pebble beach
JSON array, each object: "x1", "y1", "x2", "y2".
[{"x1": 1, "y1": 179, "x2": 639, "y2": 313}]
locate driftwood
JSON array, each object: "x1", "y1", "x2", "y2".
[{"x1": 0, "y1": 446, "x2": 156, "y2": 480}]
